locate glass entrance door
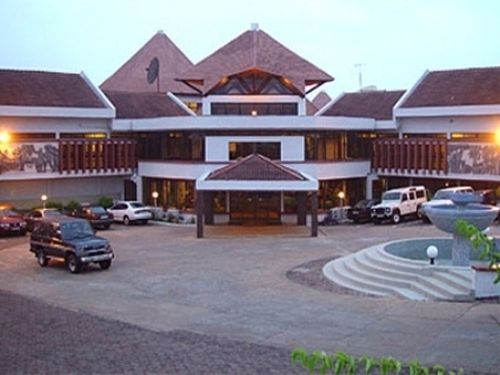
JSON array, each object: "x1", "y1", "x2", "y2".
[{"x1": 229, "y1": 192, "x2": 281, "y2": 224}]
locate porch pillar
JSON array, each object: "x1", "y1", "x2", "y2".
[
  {"x1": 196, "y1": 190, "x2": 204, "y2": 238},
  {"x1": 297, "y1": 192, "x2": 307, "y2": 225},
  {"x1": 204, "y1": 191, "x2": 214, "y2": 225},
  {"x1": 311, "y1": 191, "x2": 318, "y2": 237}
]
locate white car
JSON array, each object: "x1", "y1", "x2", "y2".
[
  {"x1": 371, "y1": 186, "x2": 427, "y2": 224},
  {"x1": 107, "y1": 201, "x2": 152, "y2": 225},
  {"x1": 420, "y1": 186, "x2": 474, "y2": 222}
]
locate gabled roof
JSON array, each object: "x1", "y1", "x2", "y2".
[
  {"x1": 177, "y1": 27, "x2": 333, "y2": 95},
  {"x1": 100, "y1": 31, "x2": 195, "y2": 95},
  {"x1": 321, "y1": 90, "x2": 405, "y2": 120},
  {"x1": 104, "y1": 91, "x2": 190, "y2": 118},
  {"x1": 0, "y1": 69, "x2": 105, "y2": 108},
  {"x1": 207, "y1": 154, "x2": 305, "y2": 181},
  {"x1": 311, "y1": 91, "x2": 332, "y2": 111},
  {"x1": 400, "y1": 67, "x2": 500, "y2": 108}
]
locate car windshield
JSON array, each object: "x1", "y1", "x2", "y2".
[
  {"x1": 44, "y1": 210, "x2": 61, "y2": 217},
  {"x1": 383, "y1": 192, "x2": 401, "y2": 201},
  {"x1": 90, "y1": 207, "x2": 106, "y2": 214},
  {"x1": 130, "y1": 203, "x2": 145, "y2": 208},
  {"x1": 354, "y1": 200, "x2": 368, "y2": 209},
  {"x1": 60, "y1": 221, "x2": 94, "y2": 240},
  {"x1": 0, "y1": 209, "x2": 18, "y2": 217},
  {"x1": 433, "y1": 191, "x2": 453, "y2": 200}
]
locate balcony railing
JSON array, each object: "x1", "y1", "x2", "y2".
[
  {"x1": 372, "y1": 138, "x2": 448, "y2": 175},
  {"x1": 59, "y1": 139, "x2": 136, "y2": 174}
]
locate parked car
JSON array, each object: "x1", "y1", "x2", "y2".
[
  {"x1": 347, "y1": 199, "x2": 380, "y2": 224},
  {"x1": 371, "y1": 186, "x2": 427, "y2": 224},
  {"x1": 29, "y1": 216, "x2": 114, "y2": 274},
  {"x1": 320, "y1": 206, "x2": 351, "y2": 226},
  {"x1": 474, "y1": 189, "x2": 497, "y2": 206},
  {"x1": 474, "y1": 189, "x2": 500, "y2": 220},
  {"x1": 24, "y1": 208, "x2": 63, "y2": 232},
  {"x1": 71, "y1": 205, "x2": 113, "y2": 230},
  {"x1": 0, "y1": 205, "x2": 28, "y2": 236},
  {"x1": 419, "y1": 186, "x2": 474, "y2": 222},
  {"x1": 107, "y1": 201, "x2": 152, "y2": 225}
]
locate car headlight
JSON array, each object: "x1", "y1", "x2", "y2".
[{"x1": 0, "y1": 223, "x2": 10, "y2": 228}]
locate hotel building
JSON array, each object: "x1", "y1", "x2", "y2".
[{"x1": 0, "y1": 25, "x2": 498, "y2": 236}]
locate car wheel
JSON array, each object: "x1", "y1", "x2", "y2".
[
  {"x1": 142, "y1": 220, "x2": 148, "y2": 225},
  {"x1": 104, "y1": 224, "x2": 111, "y2": 230},
  {"x1": 66, "y1": 254, "x2": 81, "y2": 274},
  {"x1": 416, "y1": 206, "x2": 423, "y2": 220},
  {"x1": 37, "y1": 249, "x2": 49, "y2": 267},
  {"x1": 123, "y1": 216, "x2": 130, "y2": 225},
  {"x1": 99, "y1": 260, "x2": 112, "y2": 270},
  {"x1": 392, "y1": 211, "x2": 401, "y2": 224},
  {"x1": 353, "y1": 219, "x2": 360, "y2": 224}
]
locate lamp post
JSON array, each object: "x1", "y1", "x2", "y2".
[
  {"x1": 152, "y1": 191, "x2": 159, "y2": 207},
  {"x1": 337, "y1": 191, "x2": 345, "y2": 207},
  {"x1": 41, "y1": 194, "x2": 48, "y2": 209},
  {"x1": 426, "y1": 245, "x2": 438, "y2": 265}
]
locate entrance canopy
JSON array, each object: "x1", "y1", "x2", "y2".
[
  {"x1": 195, "y1": 154, "x2": 319, "y2": 238},
  {"x1": 196, "y1": 153, "x2": 317, "y2": 191}
]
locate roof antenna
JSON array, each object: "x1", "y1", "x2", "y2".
[{"x1": 354, "y1": 63, "x2": 366, "y2": 91}]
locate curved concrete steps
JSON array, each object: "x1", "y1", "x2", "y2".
[{"x1": 323, "y1": 244, "x2": 474, "y2": 301}]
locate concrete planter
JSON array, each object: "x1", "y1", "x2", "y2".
[{"x1": 472, "y1": 265, "x2": 500, "y2": 298}]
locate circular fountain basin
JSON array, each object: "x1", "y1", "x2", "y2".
[
  {"x1": 425, "y1": 203, "x2": 499, "y2": 233},
  {"x1": 384, "y1": 238, "x2": 484, "y2": 265}
]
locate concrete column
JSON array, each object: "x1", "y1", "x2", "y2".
[
  {"x1": 297, "y1": 192, "x2": 307, "y2": 225},
  {"x1": 135, "y1": 176, "x2": 143, "y2": 203},
  {"x1": 196, "y1": 190, "x2": 204, "y2": 238},
  {"x1": 311, "y1": 191, "x2": 318, "y2": 237},
  {"x1": 204, "y1": 191, "x2": 214, "y2": 225},
  {"x1": 366, "y1": 173, "x2": 378, "y2": 200}
]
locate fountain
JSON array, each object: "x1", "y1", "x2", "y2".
[{"x1": 424, "y1": 193, "x2": 500, "y2": 266}]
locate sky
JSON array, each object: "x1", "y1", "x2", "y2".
[{"x1": 0, "y1": 0, "x2": 499, "y2": 99}]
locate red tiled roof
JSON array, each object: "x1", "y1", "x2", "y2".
[
  {"x1": 104, "y1": 91, "x2": 189, "y2": 118},
  {"x1": 322, "y1": 90, "x2": 405, "y2": 120},
  {"x1": 177, "y1": 28, "x2": 333, "y2": 95},
  {"x1": 207, "y1": 154, "x2": 305, "y2": 181},
  {"x1": 401, "y1": 67, "x2": 500, "y2": 108},
  {"x1": 100, "y1": 32, "x2": 195, "y2": 95},
  {"x1": 311, "y1": 91, "x2": 332, "y2": 111},
  {"x1": 0, "y1": 69, "x2": 105, "y2": 108}
]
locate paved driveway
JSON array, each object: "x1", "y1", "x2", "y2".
[{"x1": 0, "y1": 221, "x2": 499, "y2": 373}]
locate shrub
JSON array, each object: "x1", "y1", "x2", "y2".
[
  {"x1": 98, "y1": 196, "x2": 114, "y2": 209},
  {"x1": 64, "y1": 200, "x2": 80, "y2": 212}
]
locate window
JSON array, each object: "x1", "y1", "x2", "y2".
[
  {"x1": 229, "y1": 142, "x2": 280, "y2": 160},
  {"x1": 211, "y1": 103, "x2": 297, "y2": 116}
]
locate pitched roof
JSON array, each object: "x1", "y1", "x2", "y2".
[
  {"x1": 207, "y1": 154, "x2": 305, "y2": 181},
  {"x1": 322, "y1": 90, "x2": 405, "y2": 120},
  {"x1": 100, "y1": 32, "x2": 195, "y2": 95},
  {"x1": 0, "y1": 69, "x2": 105, "y2": 108},
  {"x1": 177, "y1": 27, "x2": 333, "y2": 95},
  {"x1": 104, "y1": 91, "x2": 189, "y2": 118},
  {"x1": 400, "y1": 67, "x2": 500, "y2": 108},
  {"x1": 311, "y1": 90, "x2": 332, "y2": 111}
]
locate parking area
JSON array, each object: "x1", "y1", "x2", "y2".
[{"x1": 0, "y1": 220, "x2": 499, "y2": 373}]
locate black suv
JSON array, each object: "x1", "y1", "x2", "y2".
[{"x1": 29, "y1": 216, "x2": 114, "y2": 273}]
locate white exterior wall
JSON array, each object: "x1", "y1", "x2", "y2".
[
  {"x1": 0, "y1": 116, "x2": 112, "y2": 137},
  {"x1": 138, "y1": 160, "x2": 371, "y2": 181},
  {"x1": 0, "y1": 176, "x2": 125, "y2": 209},
  {"x1": 205, "y1": 136, "x2": 304, "y2": 162},
  {"x1": 397, "y1": 115, "x2": 500, "y2": 137}
]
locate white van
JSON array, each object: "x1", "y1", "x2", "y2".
[
  {"x1": 419, "y1": 186, "x2": 473, "y2": 222},
  {"x1": 371, "y1": 186, "x2": 427, "y2": 224}
]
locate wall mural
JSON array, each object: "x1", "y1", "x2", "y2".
[
  {"x1": 0, "y1": 142, "x2": 59, "y2": 175},
  {"x1": 448, "y1": 143, "x2": 499, "y2": 176}
]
